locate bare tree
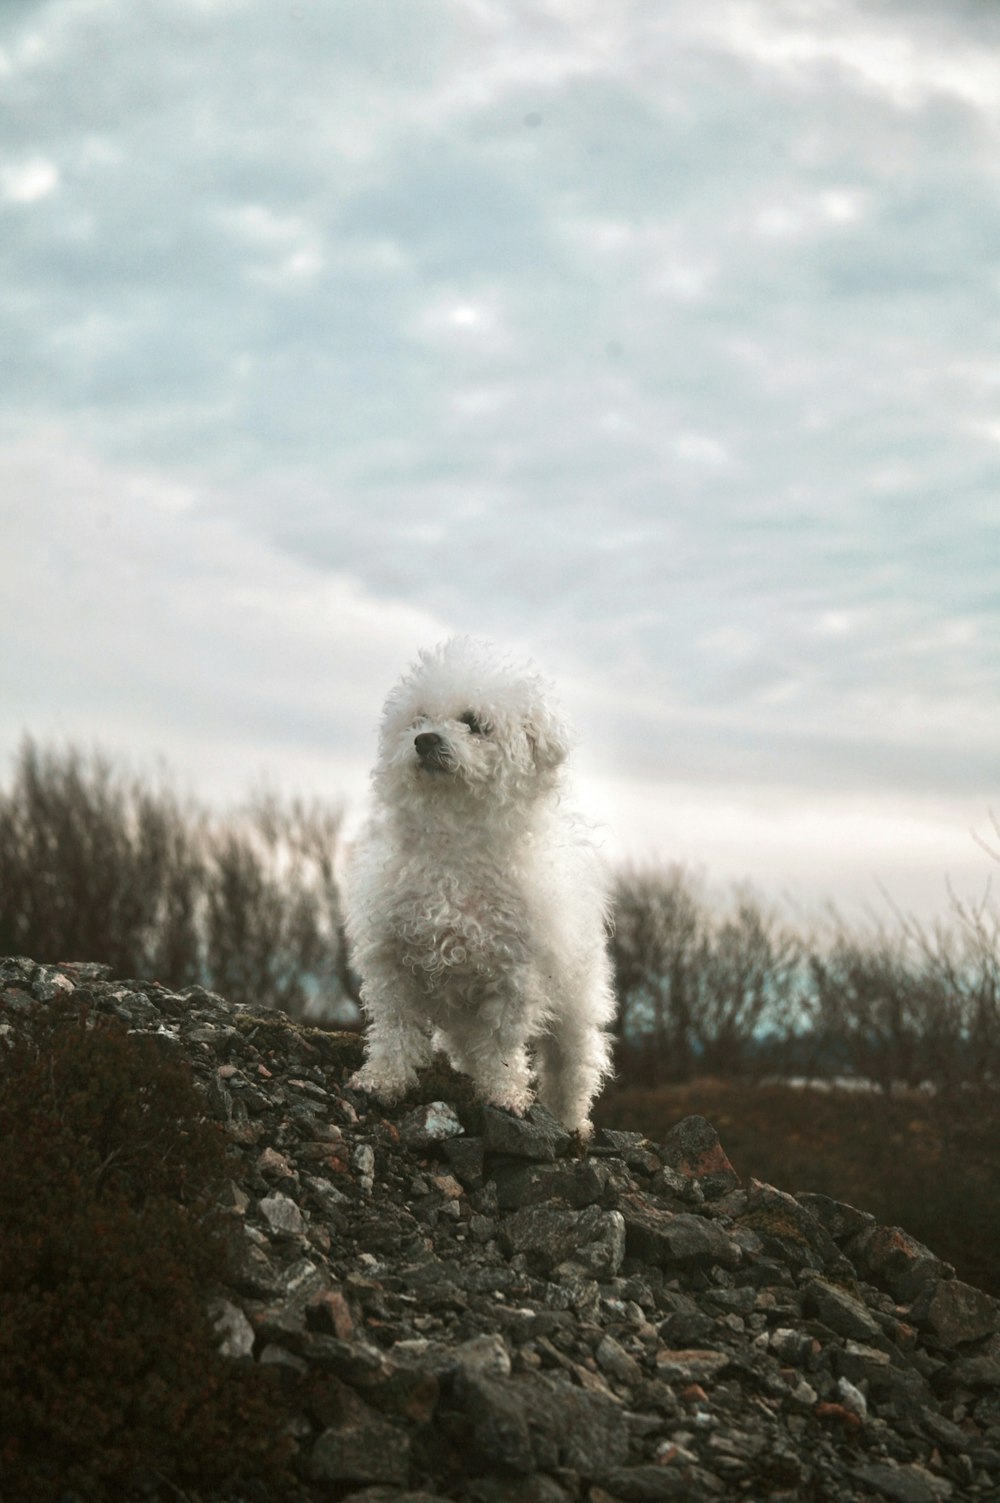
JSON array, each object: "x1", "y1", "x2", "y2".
[
  {"x1": 203, "y1": 793, "x2": 353, "y2": 1018},
  {"x1": 693, "y1": 887, "x2": 804, "y2": 1077},
  {"x1": 610, "y1": 864, "x2": 707, "y2": 1082}
]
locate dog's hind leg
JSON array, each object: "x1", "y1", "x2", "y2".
[{"x1": 534, "y1": 1018, "x2": 612, "y2": 1137}]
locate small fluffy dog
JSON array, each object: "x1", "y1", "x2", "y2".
[{"x1": 344, "y1": 637, "x2": 615, "y2": 1135}]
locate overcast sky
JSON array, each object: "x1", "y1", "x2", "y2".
[{"x1": 2, "y1": 0, "x2": 999, "y2": 922}]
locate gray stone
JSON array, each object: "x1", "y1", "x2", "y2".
[
  {"x1": 654, "y1": 1348, "x2": 730, "y2": 1382},
  {"x1": 309, "y1": 1404, "x2": 411, "y2": 1485},
  {"x1": 482, "y1": 1104, "x2": 570, "y2": 1160},
  {"x1": 226, "y1": 1230, "x2": 288, "y2": 1298},
  {"x1": 834, "y1": 1341, "x2": 893, "y2": 1393},
  {"x1": 848, "y1": 1224, "x2": 947, "y2": 1302},
  {"x1": 595, "y1": 1333, "x2": 643, "y2": 1385},
  {"x1": 621, "y1": 1197, "x2": 740, "y2": 1270},
  {"x1": 398, "y1": 1100, "x2": 464, "y2": 1149},
  {"x1": 909, "y1": 1277, "x2": 999, "y2": 1347},
  {"x1": 659, "y1": 1115, "x2": 740, "y2": 1199},
  {"x1": 803, "y1": 1276, "x2": 884, "y2": 1343},
  {"x1": 258, "y1": 1191, "x2": 307, "y2": 1236},
  {"x1": 769, "y1": 1327, "x2": 820, "y2": 1368},
  {"x1": 258, "y1": 1342, "x2": 309, "y2": 1373},
  {"x1": 597, "y1": 1466, "x2": 689, "y2": 1499},
  {"x1": 441, "y1": 1135, "x2": 485, "y2": 1187},
  {"x1": 502, "y1": 1203, "x2": 625, "y2": 1276},
  {"x1": 492, "y1": 1157, "x2": 611, "y2": 1210},
  {"x1": 836, "y1": 1375, "x2": 868, "y2": 1419},
  {"x1": 795, "y1": 1191, "x2": 876, "y2": 1243},
  {"x1": 741, "y1": 1179, "x2": 840, "y2": 1270},
  {"x1": 352, "y1": 1142, "x2": 376, "y2": 1191},
  {"x1": 567, "y1": 1209, "x2": 626, "y2": 1278},
  {"x1": 454, "y1": 1332, "x2": 512, "y2": 1379},
  {"x1": 458, "y1": 1370, "x2": 628, "y2": 1476},
  {"x1": 950, "y1": 1356, "x2": 1000, "y2": 1388},
  {"x1": 850, "y1": 1461, "x2": 951, "y2": 1503},
  {"x1": 209, "y1": 1297, "x2": 255, "y2": 1359}
]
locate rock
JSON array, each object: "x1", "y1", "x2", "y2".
[
  {"x1": 258, "y1": 1191, "x2": 307, "y2": 1236},
  {"x1": 658, "y1": 1115, "x2": 740, "y2": 1199},
  {"x1": 836, "y1": 1375, "x2": 868, "y2": 1419},
  {"x1": 909, "y1": 1277, "x2": 999, "y2": 1346},
  {"x1": 848, "y1": 1223, "x2": 948, "y2": 1301},
  {"x1": 740, "y1": 1179, "x2": 840, "y2": 1270},
  {"x1": 454, "y1": 1332, "x2": 513, "y2": 1380},
  {"x1": 307, "y1": 1288, "x2": 355, "y2": 1339},
  {"x1": 352, "y1": 1142, "x2": 376, "y2": 1193},
  {"x1": 308, "y1": 1400, "x2": 411, "y2": 1485},
  {"x1": 620, "y1": 1197, "x2": 740, "y2": 1270},
  {"x1": 949, "y1": 1356, "x2": 1000, "y2": 1388},
  {"x1": 654, "y1": 1348, "x2": 730, "y2": 1383},
  {"x1": 803, "y1": 1275, "x2": 884, "y2": 1343},
  {"x1": 795, "y1": 1191, "x2": 876, "y2": 1243},
  {"x1": 457, "y1": 1370, "x2": 628, "y2": 1475},
  {"x1": 834, "y1": 1341, "x2": 893, "y2": 1394},
  {"x1": 54, "y1": 959, "x2": 112, "y2": 985},
  {"x1": 501, "y1": 1203, "x2": 625, "y2": 1277},
  {"x1": 595, "y1": 1333, "x2": 643, "y2": 1386},
  {"x1": 440, "y1": 1135, "x2": 485, "y2": 1187},
  {"x1": 850, "y1": 1461, "x2": 951, "y2": 1503},
  {"x1": 482, "y1": 1104, "x2": 570, "y2": 1160},
  {"x1": 398, "y1": 1100, "x2": 464, "y2": 1149},
  {"x1": 209, "y1": 1297, "x2": 256, "y2": 1359},
  {"x1": 492, "y1": 1157, "x2": 611, "y2": 1211},
  {"x1": 596, "y1": 1465, "x2": 690, "y2": 1499}
]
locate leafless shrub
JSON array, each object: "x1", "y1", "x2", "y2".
[
  {"x1": 203, "y1": 793, "x2": 353, "y2": 1017},
  {"x1": 808, "y1": 921, "x2": 943, "y2": 1092},
  {"x1": 0, "y1": 740, "x2": 204, "y2": 984}
]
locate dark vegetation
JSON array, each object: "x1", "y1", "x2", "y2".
[
  {"x1": 0, "y1": 996, "x2": 298, "y2": 1501},
  {"x1": 2, "y1": 738, "x2": 999, "y2": 1292}
]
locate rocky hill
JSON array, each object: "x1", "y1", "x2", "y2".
[{"x1": 2, "y1": 955, "x2": 1000, "y2": 1502}]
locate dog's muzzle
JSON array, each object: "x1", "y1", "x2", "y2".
[{"x1": 414, "y1": 731, "x2": 455, "y2": 772}]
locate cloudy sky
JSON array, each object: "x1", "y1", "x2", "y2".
[{"x1": 2, "y1": 0, "x2": 998, "y2": 922}]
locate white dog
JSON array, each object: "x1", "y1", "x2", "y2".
[{"x1": 344, "y1": 637, "x2": 615, "y2": 1135}]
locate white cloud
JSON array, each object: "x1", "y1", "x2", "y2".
[
  {"x1": 706, "y1": 0, "x2": 1000, "y2": 118},
  {"x1": 1, "y1": 156, "x2": 58, "y2": 202}
]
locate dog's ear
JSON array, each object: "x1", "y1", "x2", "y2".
[{"x1": 525, "y1": 711, "x2": 570, "y2": 771}]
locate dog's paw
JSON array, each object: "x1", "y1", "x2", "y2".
[
  {"x1": 347, "y1": 1067, "x2": 409, "y2": 1104},
  {"x1": 482, "y1": 1091, "x2": 530, "y2": 1118}
]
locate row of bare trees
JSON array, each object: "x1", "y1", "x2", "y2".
[
  {"x1": 0, "y1": 740, "x2": 354, "y2": 1019},
  {"x1": 1, "y1": 740, "x2": 998, "y2": 1089},
  {"x1": 611, "y1": 858, "x2": 1000, "y2": 1091}
]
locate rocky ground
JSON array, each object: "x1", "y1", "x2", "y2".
[{"x1": 3, "y1": 956, "x2": 1000, "y2": 1502}]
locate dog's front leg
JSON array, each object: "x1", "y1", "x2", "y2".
[
  {"x1": 445, "y1": 990, "x2": 534, "y2": 1117},
  {"x1": 349, "y1": 968, "x2": 433, "y2": 1104}
]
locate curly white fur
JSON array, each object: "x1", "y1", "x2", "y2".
[{"x1": 344, "y1": 637, "x2": 616, "y2": 1135}]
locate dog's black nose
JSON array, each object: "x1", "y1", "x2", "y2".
[{"x1": 415, "y1": 732, "x2": 443, "y2": 757}]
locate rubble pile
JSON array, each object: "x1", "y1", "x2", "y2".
[{"x1": 3, "y1": 955, "x2": 1000, "y2": 1502}]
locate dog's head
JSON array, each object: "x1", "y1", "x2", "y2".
[{"x1": 372, "y1": 637, "x2": 574, "y2": 815}]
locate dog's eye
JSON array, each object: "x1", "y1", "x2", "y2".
[{"x1": 459, "y1": 711, "x2": 487, "y2": 736}]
